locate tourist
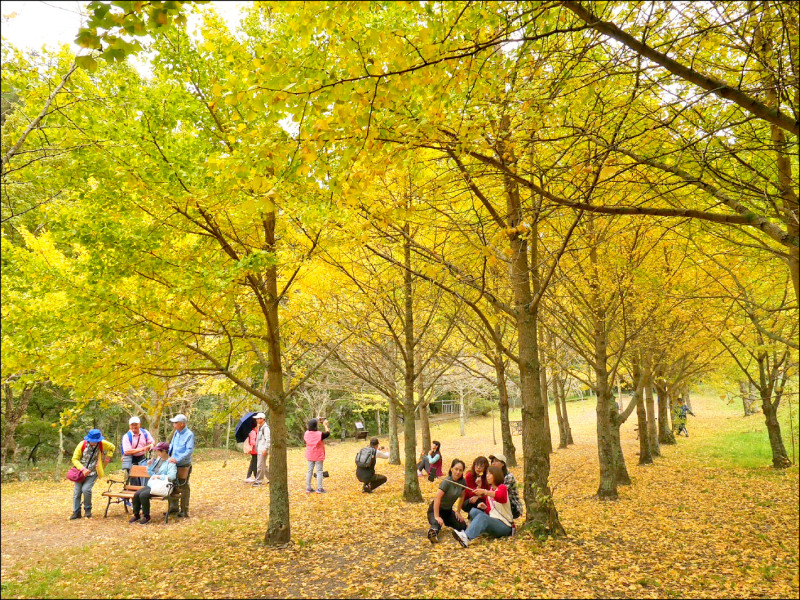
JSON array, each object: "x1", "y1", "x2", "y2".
[
  {"x1": 426, "y1": 459, "x2": 467, "y2": 543},
  {"x1": 69, "y1": 429, "x2": 115, "y2": 520},
  {"x1": 304, "y1": 418, "x2": 330, "y2": 493},
  {"x1": 355, "y1": 437, "x2": 389, "y2": 493},
  {"x1": 130, "y1": 442, "x2": 176, "y2": 525}
]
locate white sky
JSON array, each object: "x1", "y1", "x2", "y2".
[{"x1": 0, "y1": 1, "x2": 246, "y2": 52}]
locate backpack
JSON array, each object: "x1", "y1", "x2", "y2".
[{"x1": 355, "y1": 446, "x2": 377, "y2": 469}]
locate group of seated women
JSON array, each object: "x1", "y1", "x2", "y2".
[{"x1": 425, "y1": 453, "x2": 523, "y2": 547}]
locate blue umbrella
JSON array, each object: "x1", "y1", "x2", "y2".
[{"x1": 234, "y1": 412, "x2": 258, "y2": 443}]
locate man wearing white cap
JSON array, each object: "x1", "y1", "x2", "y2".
[
  {"x1": 168, "y1": 414, "x2": 194, "y2": 517},
  {"x1": 253, "y1": 413, "x2": 271, "y2": 486},
  {"x1": 122, "y1": 417, "x2": 154, "y2": 488}
]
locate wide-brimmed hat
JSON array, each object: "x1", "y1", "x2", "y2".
[
  {"x1": 254, "y1": 412, "x2": 266, "y2": 420},
  {"x1": 154, "y1": 442, "x2": 170, "y2": 452},
  {"x1": 170, "y1": 414, "x2": 188, "y2": 423},
  {"x1": 84, "y1": 429, "x2": 104, "y2": 443},
  {"x1": 488, "y1": 453, "x2": 507, "y2": 464}
]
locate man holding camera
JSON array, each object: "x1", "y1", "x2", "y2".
[{"x1": 355, "y1": 437, "x2": 389, "y2": 493}]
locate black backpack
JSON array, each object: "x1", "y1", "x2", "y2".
[{"x1": 355, "y1": 446, "x2": 377, "y2": 469}]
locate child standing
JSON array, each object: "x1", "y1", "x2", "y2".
[{"x1": 304, "y1": 418, "x2": 330, "y2": 493}]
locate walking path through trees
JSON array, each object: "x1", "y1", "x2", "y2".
[{"x1": 2, "y1": 394, "x2": 797, "y2": 598}]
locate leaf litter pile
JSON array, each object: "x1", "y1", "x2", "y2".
[{"x1": 1, "y1": 395, "x2": 798, "y2": 598}]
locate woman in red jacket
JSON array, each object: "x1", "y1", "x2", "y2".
[
  {"x1": 244, "y1": 425, "x2": 258, "y2": 483},
  {"x1": 461, "y1": 456, "x2": 490, "y2": 516}
]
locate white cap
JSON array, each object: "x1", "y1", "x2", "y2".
[
  {"x1": 129, "y1": 417, "x2": 141, "y2": 425},
  {"x1": 170, "y1": 413, "x2": 188, "y2": 423},
  {"x1": 254, "y1": 412, "x2": 266, "y2": 420}
]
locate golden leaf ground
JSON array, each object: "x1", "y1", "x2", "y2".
[{"x1": 1, "y1": 394, "x2": 798, "y2": 598}]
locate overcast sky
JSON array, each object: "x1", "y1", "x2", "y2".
[{"x1": 0, "y1": 1, "x2": 245, "y2": 52}]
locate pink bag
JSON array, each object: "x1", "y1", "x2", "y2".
[{"x1": 66, "y1": 467, "x2": 86, "y2": 483}]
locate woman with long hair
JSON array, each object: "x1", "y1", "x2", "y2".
[
  {"x1": 416, "y1": 440, "x2": 443, "y2": 481},
  {"x1": 462, "y1": 456, "x2": 491, "y2": 516},
  {"x1": 426, "y1": 458, "x2": 467, "y2": 543}
]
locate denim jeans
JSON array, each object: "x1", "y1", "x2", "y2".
[
  {"x1": 466, "y1": 507, "x2": 512, "y2": 540},
  {"x1": 72, "y1": 474, "x2": 98, "y2": 512},
  {"x1": 306, "y1": 460, "x2": 324, "y2": 490}
]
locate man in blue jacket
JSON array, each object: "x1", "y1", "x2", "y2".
[{"x1": 168, "y1": 413, "x2": 194, "y2": 517}]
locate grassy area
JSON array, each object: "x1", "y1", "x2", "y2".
[{"x1": 685, "y1": 393, "x2": 799, "y2": 470}]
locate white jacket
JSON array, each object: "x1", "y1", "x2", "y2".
[{"x1": 256, "y1": 423, "x2": 271, "y2": 452}]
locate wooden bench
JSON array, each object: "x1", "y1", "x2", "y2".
[
  {"x1": 102, "y1": 464, "x2": 190, "y2": 524},
  {"x1": 510, "y1": 420, "x2": 523, "y2": 435},
  {"x1": 354, "y1": 421, "x2": 368, "y2": 440}
]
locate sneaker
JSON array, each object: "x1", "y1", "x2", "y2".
[
  {"x1": 244, "y1": 477, "x2": 255, "y2": 483},
  {"x1": 177, "y1": 511, "x2": 189, "y2": 518},
  {"x1": 451, "y1": 529, "x2": 469, "y2": 548},
  {"x1": 316, "y1": 488, "x2": 326, "y2": 494},
  {"x1": 306, "y1": 487, "x2": 314, "y2": 493},
  {"x1": 252, "y1": 481, "x2": 262, "y2": 487},
  {"x1": 129, "y1": 515, "x2": 141, "y2": 523},
  {"x1": 69, "y1": 510, "x2": 81, "y2": 520},
  {"x1": 124, "y1": 499, "x2": 132, "y2": 508},
  {"x1": 139, "y1": 516, "x2": 151, "y2": 525},
  {"x1": 427, "y1": 528, "x2": 439, "y2": 544},
  {"x1": 362, "y1": 484, "x2": 372, "y2": 494}
]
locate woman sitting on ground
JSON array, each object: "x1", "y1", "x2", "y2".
[
  {"x1": 452, "y1": 465, "x2": 514, "y2": 547},
  {"x1": 130, "y1": 442, "x2": 177, "y2": 525},
  {"x1": 416, "y1": 441, "x2": 443, "y2": 481},
  {"x1": 462, "y1": 456, "x2": 491, "y2": 516},
  {"x1": 426, "y1": 459, "x2": 467, "y2": 543}
]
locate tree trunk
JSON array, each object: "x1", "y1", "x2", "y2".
[
  {"x1": 553, "y1": 372, "x2": 568, "y2": 449},
  {"x1": 588, "y1": 226, "x2": 620, "y2": 499},
  {"x1": 763, "y1": 397, "x2": 791, "y2": 468},
  {"x1": 376, "y1": 408, "x2": 382, "y2": 436},
  {"x1": 388, "y1": 394, "x2": 400, "y2": 464},
  {"x1": 507, "y1": 154, "x2": 563, "y2": 535},
  {"x1": 2, "y1": 383, "x2": 35, "y2": 466},
  {"x1": 595, "y1": 382, "x2": 619, "y2": 499},
  {"x1": 54, "y1": 424, "x2": 65, "y2": 481},
  {"x1": 559, "y1": 377, "x2": 574, "y2": 445},
  {"x1": 494, "y1": 327, "x2": 517, "y2": 466},
  {"x1": 758, "y1": 352, "x2": 792, "y2": 469},
  {"x1": 644, "y1": 360, "x2": 660, "y2": 456},
  {"x1": 539, "y1": 356, "x2": 553, "y2": 453},
  {"x1": 610, "y1": 399, "x2": 632, "y2": 485},
  {"x1": 419, "y1": 401, "x2": 431, "y2": 453},
  {"x1": 402, "y1": 222, "x2": 423, "y2": 503},
  {"x1": 266, "y1": 400, "x2": 290, "y2": 545},
  {"x1": 417, "y1": 356, "x2": 431, "y2": 451},
  {"x1": 740, "y1": 380, "x2": 758, "y2": 416},
  {"x1": 212, "y1": 422, "x2": 222, "y2": 448},
  {"x1": 263, "y1": 208, "x2": 290, "y2": 547},
  {"x1": 634, "y1": 360, "x2": 653, "y2": 465},
  {"x1": 656, "y1": 383, "x2": 676, "y2": 445}
]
